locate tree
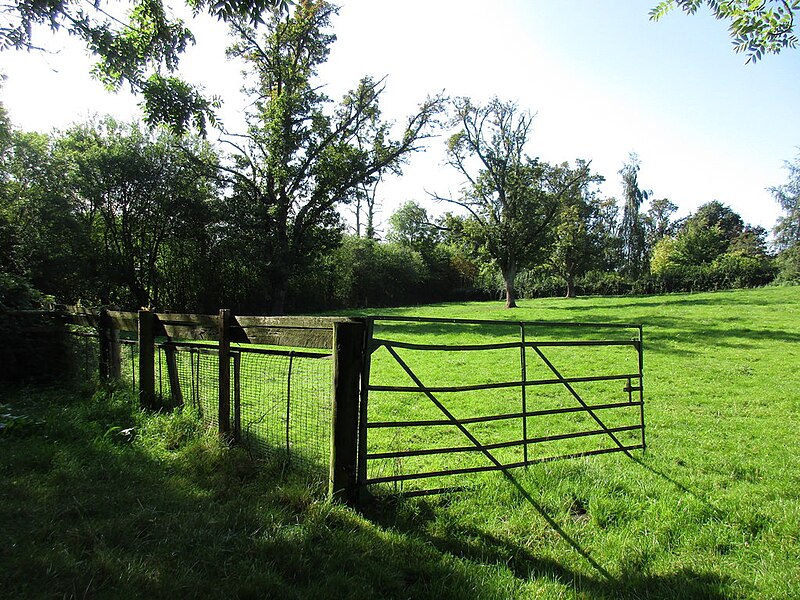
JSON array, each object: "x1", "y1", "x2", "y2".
[
  {"x1": 771, "y1": 152, "x2": 800, "y2": 251},
  {"x1": 1, "y1": 129, "x2": 97, "y2": 303},
  {"x1": 435, "y1": 97, "x2": 592, "y2": 308},
  {"x1": 651, "y1": 201, "x2": 765, "y2": 268},
  {"x1": 218, "y1": 2, "x2": 443, "y2": 314},
  {"x1": 770, "y1": 152, "x2": 800, "y2": 282},
  {"x1": 549, "y1": 161, "x2": 605, "y2": 298},
  {"x1": 650, "y1": 0, "x2": 800, "y2": 63},
  {"x1": 351, "y1": 176, "x2": 381, "y2": 239},
  {"x1": 643, "y1": 197, "x2": 679, "y2": 258},
  {"x1": 619, "y1": 153, "x2": 649, "y2": 279},
  {"x1": 688, "y1": 200, "x2": 744, "y2": 241},
  {"x1": 58, "y1": 117, "x2": 219, "y2": 307},
  {"x1": 387, "y1": 201, "x2": 439, "y2": 252},
  {"x1": 1, "y1": 0, "x2": 289, "y2": 133}
]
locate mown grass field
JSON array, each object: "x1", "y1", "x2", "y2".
[{"x1": 1, "y1": 286, "x2": 799, "y2": 599}]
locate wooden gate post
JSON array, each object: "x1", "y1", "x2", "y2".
[
  {"x1": 218, "y1": 309, "x2": 232, "y2": 438},
  {"x1": 329, "y1": 319, "x2": 365, "y2": 505},
  {"x1": 138, "y1": 310, "x2": 156, "y2": 408},
  {"x1": 98, "y1": 308, "x2": 119, "y2": 381}
]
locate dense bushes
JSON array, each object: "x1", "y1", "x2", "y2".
[
  {"x1": 286, "y1": 236, "x2": 482, "y2": 312},
  {"x1": 0, "y1": 273, "x2": 72, "y2": 384},
  {"x1": 774, "y1": 246, "x2": 800, "y2": 284}
]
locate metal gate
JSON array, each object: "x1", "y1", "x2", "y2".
[{"x1": 358, "y1": 317, "x2": 644, "y2": 498}]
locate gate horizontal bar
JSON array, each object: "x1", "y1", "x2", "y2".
[
  {"x1": 371, "y1": 315, "x2": 641, "y2": 329},
  {"x1": 369, "y1": 373, "x2": 641, "y2": 394},
  {"x1": 381, "y1": 486, "x2": 469, "y2": 499},
  {"x1": 372, "y1": 338, "x2": 638, "y2": 352},
  {"x1": 367, "y1": 400, "x2": 643, "y2": 429},
  {"x1": 366, "y1": 425, "x2": 643, "y2": 460},
  {"x1": 365, "y1": 445, "x2": 644, "y2": 485}
]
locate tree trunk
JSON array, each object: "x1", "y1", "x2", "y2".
[
  {"x1": 565, "y1": 272, "x2": 576, "y2": 298},
  {"x1": 269, "y1": 269, "x2": 289, "y2": 316},
  {"x1": 502, "y1": 265, "x2": 517, "y2": 309}
]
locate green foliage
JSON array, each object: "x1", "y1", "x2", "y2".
[
  {"x1": 220, "y1": 2, "x2": 443, "y2": 313},
  {"x1": 0, "y1": 271, "x2": 44, "y2": 310},
  {"x1": 1, "y1": 0, "x2": 288, "y2": 133},
  {"x1": 650, "y1": 0, "x2": 800, "y2": 63},
  {"x1": 618, "y1": 153, "x2": 649, "y2": 279},
  {"x1": 1, "y1": 129, "x2": 99, "y2": 303},
  {"x1": 648, "y1": 253, "x2": 776, "y2": 292},
  {"x1": 549, "y1": 164, "x2": 607, "y2": 297},
  {"x1": 774, "y1": 244, "x2": 800, "y2": 283},
  {"x1": 440, "y1": 97, "x2": 594, "y2": 308},
  {"x1": 55, "y1": 118, "x2": 219, "y2": 308},
  {"x1": 387, "y1": 200, "x2": 440, "y2": 252},
  {"x1": 643, "y1": 197, "x2": 679, "y2": 253},
  {"x1": 648, "y1": 201, "x2": 774, "y2": 292},
  {"x1": 771, "y1": 151, "x2": 800, "y2": 252}
]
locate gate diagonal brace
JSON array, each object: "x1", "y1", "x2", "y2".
[
  {"x1": 383, "y1": 345, "x2": 616, "y2": 582},
  {"x1": 385, "y1": 345, "x2": 510, "y2": 475},
  {"x1": 530, "y1": 345, "x2": 630, "y2": 455}
]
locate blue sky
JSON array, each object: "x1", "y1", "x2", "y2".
[{"x1": 2, "y1": 0, "x2": 799, "y2": 234}]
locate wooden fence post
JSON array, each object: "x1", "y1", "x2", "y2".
[
  {"x1": 99, "y1": 308, "x2": 121, "y2": 381},
  {"x1": 138, "y1": 310, "x2": 156, "y2": 408},
  {"x1": 164, "y1": 344, "x2": 183, "y2": 406},
  {"x1": 329, "y1": 319, "x2": 365, "y2": 505},
  {"x1": 218, "y1": 309, "x2": 232, "y2": 438},
  {"x1": 357, "y1": 319, "x2": 374, "y2": 504}
]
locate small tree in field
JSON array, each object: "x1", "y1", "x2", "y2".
[
  {"x1": 549, "y1": 161, "x2": 606, "y2": 298},
  {"x1": 435, "y1": 97, "x2": 592, "y2": 308}
]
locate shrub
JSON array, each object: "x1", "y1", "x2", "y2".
[{"x1": 775, "y1": 246, "x2": 800, "y2": 284}]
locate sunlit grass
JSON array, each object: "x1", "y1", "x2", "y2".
[{"x1": 1, "y1": 286, "x2": 799, "y2": 598}]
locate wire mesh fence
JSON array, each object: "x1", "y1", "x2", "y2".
[
  {"x1": 109, "y1": 338, "x2": 333, "y2": 471},
  {"x1": 66, "y1": 330, "x2": 100, "y2": 383},
  {"x1": 235, "y1": 348, "x2": 332, "y2": 468},
  {"x1": 64, "y1": 325, "x2": 335, "y2": 471}
]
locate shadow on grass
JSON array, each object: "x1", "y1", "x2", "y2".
[
  {"x1": 364, "y1": 475, "x2": 734, "y2": 600},
  {"x1": 630, "y1": 453, "x2": 726, "y2": 519},
  {"x1": 371, "y1": 313, "x2": 800, "y2": 371},
  {"x1": 0, "y1": 387, "x2": 516, "y2": 600}
]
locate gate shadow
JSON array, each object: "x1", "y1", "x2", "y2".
[{"x1": 362, "y1": 466, "x2": 733, "y2": 599}]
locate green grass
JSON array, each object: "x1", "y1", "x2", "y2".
[{"x1": 2, "y1": 286, "x2": 799, "y2": 598}]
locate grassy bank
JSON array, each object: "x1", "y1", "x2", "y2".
[{"x1": 2, "y1": 286, "x2": 799, "y2": 598}]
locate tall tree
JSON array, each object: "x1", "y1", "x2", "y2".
[
  {"x1": 771, "y1": 152, "x2": 800, "y2": 251},
  {"x1": 619, "y1": 153, "x2": 649, "y2": 279},
  {"x1": 1, "y1": 129, "x2": 97, "y2": 302},
  {"x1": 219, "y1": 2, "x2": 443, "y2": 314},
  {"x1": 351, "y1": 175, "x2": 381, "y2": 239},
  {"x1": 435, "y1": 97, "x2": 592, "y2": 308},
  {"x1": 387, "y1": 201, "x2": 439, "y2": 252},
  {"x1": 643, "y1": 197, "x2": 679, "y2": 257},
  {"x1": 549, "y1": 161, "x2": 605, "y2": 298}
]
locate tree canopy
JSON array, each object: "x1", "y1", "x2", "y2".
[
  {"x1": 771, "y1": 152, "x2": 800, "y2": 251},
  {"x1": 216, "y1": 1, "x2": 443, "y2": 313},
  {"x1": 1, "y1": 0, "x2": 290, "y2": 133},
  {"x1": 435, "y1": 97, "x2": 595, "y2": 308},
  {"x1": 650, "y1": 0, "x2": 800, "y2": 62}
]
